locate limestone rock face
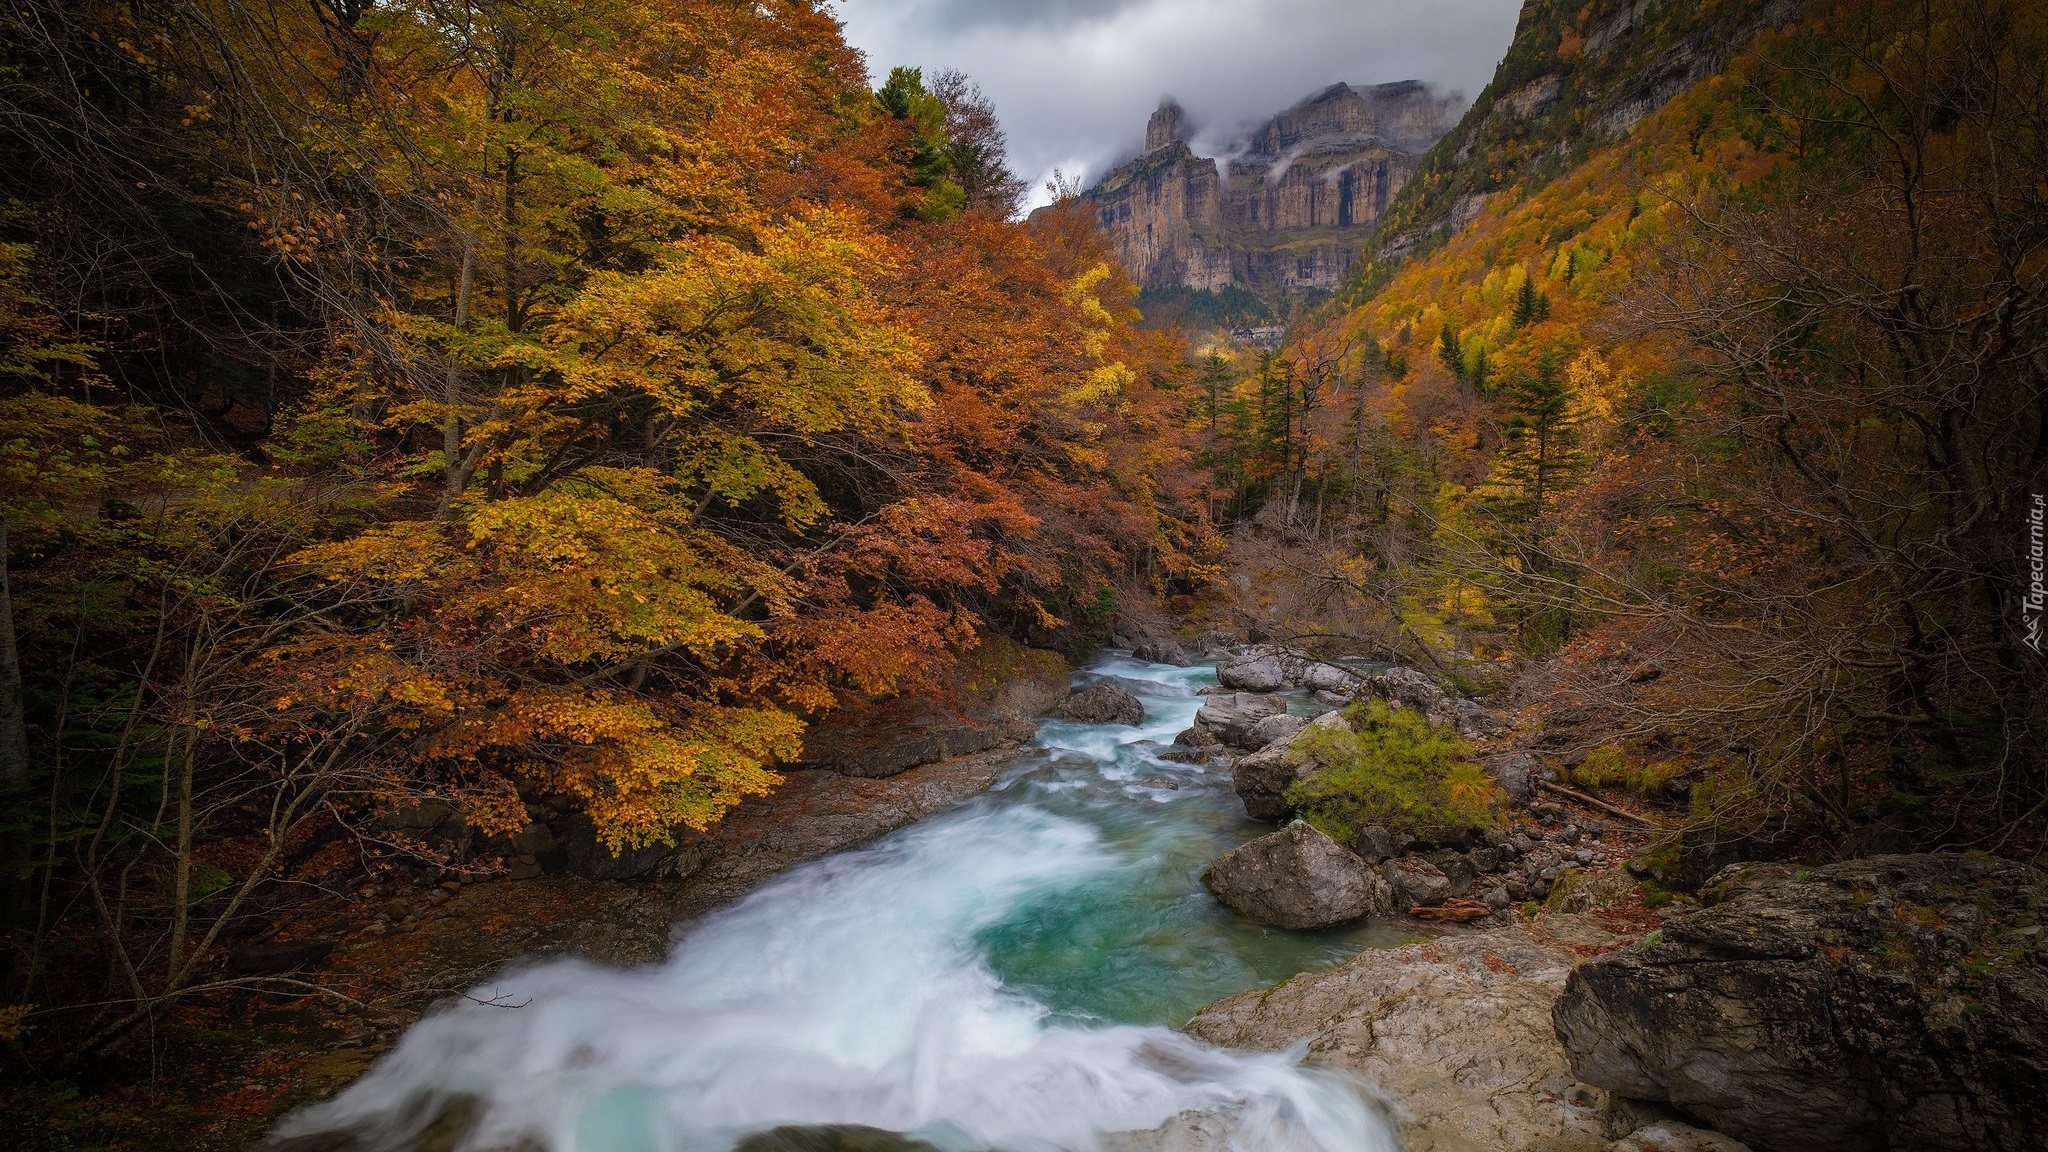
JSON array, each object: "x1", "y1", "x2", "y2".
[
  {"x1": 1202, "y1": 822, "x2": 1389, "y2": 929},
  {"x1": 1553, "y1": 854, "x2": 2048, "y2": 1152},
  {"x1": 1184, "y1": 918, "x2": 1626, "y2": 1152},
  {"x1": 1073, "y1": 82, "x2": 1455, "y2": 294}
]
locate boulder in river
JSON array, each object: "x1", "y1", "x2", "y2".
[
  {"x1": 1056, "y1": 681, "x2": 1145, "y2": 725},
  {"x1": 734, "y1": 1126, "x2": 942, "y2": 1152},
  {"x1": 1553, "y1": 853, "x2": 2048, "y2": 1152},
  {"x1": 1203, "y1": 822, "x2": 1390, "y2": 930},
  {"x1": 1243, "y1": 712, "x2": 1308, "y2": 750},
  {"x1": 1189, "y1": 692, "x2": 1285, "y2": 748},
  {"x1": 1215, "y1": 653, "x2": 1286, "y2": 693},
  {"x1": 1130, "y1": 639, "x2": 1189, "y2": 666}
]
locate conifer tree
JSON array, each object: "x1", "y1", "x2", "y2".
[
  {"x1": 1437, "y1": 323, "x2": 1463, "y2": 382},
  {"x1": 1511, "y1": 272, "x2": 1550, "y2": 329},
  {"x1": 1486, "y1": 350, "x2": 1581, "y2": 524}
]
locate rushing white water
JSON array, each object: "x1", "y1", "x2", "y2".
[{"x1": 277, "y1": 657, "x2": 1403, "y2": 1152}]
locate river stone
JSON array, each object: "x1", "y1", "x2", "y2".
[
  {"x1": 1427, "y1": 849, "x2": 1478, "y2": 896},
  {"x1": 1056, "y1": 681, "x2": 1145, "y2": 725},
  {"x1": 1244, "y1": 712, "x2": 1309, "y2": 749},
  {"x1": 1215, "y1": 653, "x2": 1286, "y2": 693},
  {"x1": 1382, "y1": 855, "x2": 1456, "y2": 908},
  {"x1": 1230, "y1": 743, "x2": 1309, "y2": 821},
  {"x1": 1203, "y1": 823, "x2": 1389, "y2": 930},
  {"x1": 1130, "y1": 640, "x2": 1189, "y2": 666},
  {"x1": 1192, "y1": 692, "x2": 1285, "y2": 748},
  {"x1": 1185, "y1": 917, "x2": 1625, "y2": 1152},
  {"x1": 1299, "y1": 662, "x2": 1361, "y2": 693},
  {"x1": 1553, "y1": 854, "x2": 2048, "y2": 1152}
]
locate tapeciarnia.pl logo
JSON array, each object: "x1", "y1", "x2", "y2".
[{"x1": 2028, "y1": 492, "x2": 2045, "y2": 654}]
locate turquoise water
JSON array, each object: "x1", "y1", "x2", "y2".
[
  {"x1": 274, "y1": 656, "x2": 1402, "y2": 1152},
  {"x1": 980, "y1": 657, "x2": 1408, "y2": 1028}
]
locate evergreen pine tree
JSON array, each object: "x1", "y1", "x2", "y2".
[
  {"x1": 1437, "y1": 324, "x2": 1463, "y2": 382},
  {"x1": 1510, "y1": 273, "x2": 1550, "y2": 329},
  {"x1": 1486, "y1": 350, "x2": 1582, "y2": 524}
]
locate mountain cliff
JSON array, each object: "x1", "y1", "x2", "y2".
[
  {"x1": 1076, "y1": 82, "x2": 1455, "y2": 295},
  {"x1": 1366, "y1": 0, "x2": 1802, "y2": 265}
]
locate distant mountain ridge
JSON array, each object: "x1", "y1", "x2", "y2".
[{"x1": 1073, "y1": 82, "x2": 1456, "y2": 295}]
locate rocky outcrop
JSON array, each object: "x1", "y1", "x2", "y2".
[
  {"x1": 1074, "y1": 82, "x2": 1456, "y2": 294},
  {"x1": 1553, "y1": 854, "x2": 2048, "y2": 1152},
  {"x1": 1185, "y1": 916, "x2": 1636, "y2": 1152},
  {"x1": 1202, "y1": 822, "x2": 1390, "y2": 929},
  {"x1": 1056, "y1": 681, "x2": 1145, "y2": 725}
]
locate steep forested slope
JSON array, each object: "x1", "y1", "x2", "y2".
[
  {"x1": 0, "y1": 0, "x2": 1209, "y2": 1065},
  {"x1": 1199, "y1": 0, "x2": 2047, "y2": 857}
]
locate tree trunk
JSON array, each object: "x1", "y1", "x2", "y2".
[
  {"x1": 436, "y1": 227, "x2": 479, "y2": 518},
  {"x1": 0, "y1": 519, "x2": 24, "y2": 791}
]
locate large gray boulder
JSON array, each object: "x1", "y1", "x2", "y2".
[
  {"x1": 1215, "y1": 653, "x2": 1286, "y2": 693},
  {"x1": 1553, "y1": 854, "x2": 2048, "y2": 1152},
  {"x1": 1229, "y1": 743, "x2": 1305, "y2": 821},
  {"x1": 1189, "y1": 692, "x2": 1285, "y2": 748},
  {"x1": 1231, "y1": 709, "x2": 1346, "y2": 820},
  {"x1": 1203, "y1": 822, "x2": 1391, "y2": 930},
  {"x1": 1055, "y1": 681, "x2": 1145, "y2": 725},
  {"x1": 1298, "y1": 661, "x2": 1363, "y2": 694},
  {"x1": 1243, "y1": 712, "x2": 1309, "y2": 749}
]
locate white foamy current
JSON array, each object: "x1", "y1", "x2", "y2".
[{"x1": 275, "y1": 656, "x2": 1401, "y2": 1152}]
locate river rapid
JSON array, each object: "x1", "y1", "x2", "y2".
[{"x1": 277, "y1": 656, "x2": 1408, "y2": 1152}]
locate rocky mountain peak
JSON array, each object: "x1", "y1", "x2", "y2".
[{"x1": 1144, "y1": 98, "x2": 1189, "y2": 153}]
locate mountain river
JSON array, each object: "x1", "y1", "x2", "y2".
[{"x1": 277, "y1": 655, "x2": 1409, "y2": 1152}]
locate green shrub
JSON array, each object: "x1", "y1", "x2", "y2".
[
  {"x1": 1284, "y1": 699, "x2": 1497, "y2": 841},
  {"x1": 1571, "y1": 745, "x2": 1682, "y2": 794}
]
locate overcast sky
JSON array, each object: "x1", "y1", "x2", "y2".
[{"x1": 829, "y1": 0, "x2": 1524, "y2": 209}]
